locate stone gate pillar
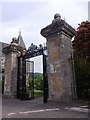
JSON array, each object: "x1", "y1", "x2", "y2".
[
  {"x1": 3, "y1": 38, "x2": 19, "y2": 98},
  {"x1": 41, "y1": 14, "x2": 76, "y2": 101}
]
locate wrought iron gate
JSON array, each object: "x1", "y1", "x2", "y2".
[
  {"x1": 17, "y1": 43, "x2": 48, "y2": 103},
  {"x1": 17, "y1": 57, "x2": 26, "y2": 99},
  {"x1": 43, "y1": 54, "x2": 48, "y2": 103}
]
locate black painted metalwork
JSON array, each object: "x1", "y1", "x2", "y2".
[
  {"x1": 26, "y1": 49, "x2": 43, "y2": 59},
  {"x1": 43, "y1": 54, "x2": 48, "y2": 103},
  {"x1": 26, "y1": 44, "x2": 47, "y2": 59},
  {"x1": 17, "y1": 57, "x2": 20, "y2": 98},
  {"x1": 17, "y1": 43, "x2": 48, "y2": 102},
  {"x1": 17, "y1": 57, "x2": 26, "y2": 100}
]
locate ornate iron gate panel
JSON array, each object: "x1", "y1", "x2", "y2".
[{"x1": 17, "y1": 43, "x2": 48, "y2": 103}]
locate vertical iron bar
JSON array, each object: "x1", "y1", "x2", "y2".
[
  {"x1": 17, "y1": 57, "x2": 20, "y2": 98},
  {"x1": 43, "y1": 52, "x2": 48, "y2": 103},
  {"x1": 71, "y1": 51, "x2": 77, "y2": 99},
  {"x1": 22, "y1": 57, "x2": 26, "y2": 99}
]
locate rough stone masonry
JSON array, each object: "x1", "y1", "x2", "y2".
[
  {"x1": 3, "y1": 38, "x2": 19, "y2": 97},
  {"x1": 41, "y1": 14, "x2": 76, "y2": 101}
]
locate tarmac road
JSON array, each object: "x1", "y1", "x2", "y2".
[{"x1": 2, "y1": 96, "x2": 89, "y2": 119}]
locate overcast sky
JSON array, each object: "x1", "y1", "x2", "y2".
[{"x1": 0, "y1": 0, "x2": 89, "y2": 73}]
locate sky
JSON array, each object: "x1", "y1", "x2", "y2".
[
  {"x1": 0, "y1": 0, "x2": 89, "y2": 73},
  {"x1": 89, "y1": 1, "x2": 90, "y2": 20}
]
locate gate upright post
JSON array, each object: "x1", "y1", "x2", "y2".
[
  {"x1": 43, "y1": 53, "x2": 48, "y2": 103},
  {"x1": 41, "y1": 14, "x2": 76, "y2": 102},
  {"x1": 22, "y1": 57, "x2": 26, "y2": 99}
]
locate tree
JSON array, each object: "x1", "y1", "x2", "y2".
[
  {"x1": 73, "y1": 21, "x2": 90, "y2": 62},
  {"x1": 73, "y1": 21, "x2": 90, "y2": 100},
  {"x1": 34, "y1": 75, "x2": 43, "y2": 90}
]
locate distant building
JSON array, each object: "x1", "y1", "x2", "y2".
[
  {"x1": 0, "y1": 42, "x2": 9, "y2": 71},
  {"x1": 0, "y1": 42, "x2": 9, "y2": 93}
]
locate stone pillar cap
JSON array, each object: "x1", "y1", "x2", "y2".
[{"x1": 40, "y1": 14, "x2": 76, "y2": 38}]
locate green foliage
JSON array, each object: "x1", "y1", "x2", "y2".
[
  {"x1": 73, "y1": 21, "x2": 90, "y2": 100},
  {"x1": 73, "y1": 21, "x2": 90, "y2": 62},
  {"x1": 75, "y1": 57, "x2": 90, "y2": 84},
  {"x1": 34, "y1": 90, "x2": 43, "y2": 97},
  {"x1": 74, "y1": 57, "x2": 90, "y2": 99},
  {"x1": 34, "y1": 75, "x2": 43, "y2": 90}
]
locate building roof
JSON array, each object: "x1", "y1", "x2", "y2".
[{"x1": 17, "y1": 31, "x2": 26, "y2": 49}]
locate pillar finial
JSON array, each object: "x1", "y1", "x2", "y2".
[{"x1": 54, "y1": 13, "x2": 61, "y2": 19}]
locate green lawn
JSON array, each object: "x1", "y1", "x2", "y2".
[{"x1": 34, "y1": 90, "x2": 43, "y2": 97}]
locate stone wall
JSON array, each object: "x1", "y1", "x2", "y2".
[{"x1": 47, "y1": 33, "x2": 73, "y2": 101}]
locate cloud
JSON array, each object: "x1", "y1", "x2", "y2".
[
  {"x1": 0, "y1": 2, "x2": 50, "y2": 45},
  {"x1": 0, "y1": 0, "x2": 88, "y2": 72},
  {"x1": 2, "y1": 2, "x2": 48, "y2": 22},
  {"x1": 0, "y1": 1, "x2": 88, "y2": 47},
  {"x1": 88, "y1": 1, "x2": 90, "y2": 21}
]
